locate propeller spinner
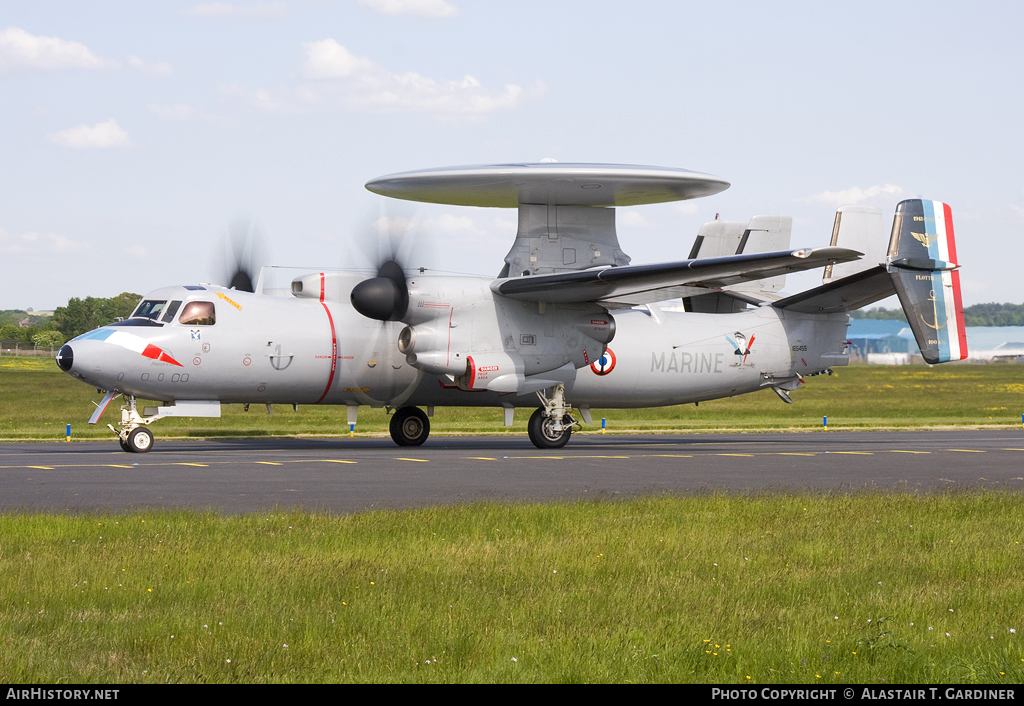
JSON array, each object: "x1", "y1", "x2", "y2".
[{"x1": 350, "y1": 260, "x2": 409, "y2": 321}]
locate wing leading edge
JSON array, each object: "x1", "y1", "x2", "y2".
[{"x1": 490, "y1": 247, "x2": 862, "y2": 307}]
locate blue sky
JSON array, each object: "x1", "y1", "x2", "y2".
[{"x1": 2, "y1": 1, "x2": 1021, "y2": 310}]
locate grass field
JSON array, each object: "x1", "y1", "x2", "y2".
[
  {"x1": 2, "y1": 356, "x2": 1023, "y2": 440},
  {"x1": 2, "y1": 494, "x2": 1023, "y2": 683}
]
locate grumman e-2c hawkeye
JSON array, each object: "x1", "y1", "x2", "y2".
[{"x1": 55, "y1": 163, "x2": 967, "y2": 452}]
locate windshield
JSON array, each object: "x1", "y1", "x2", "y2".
[
  {"x1": 132, "y1": 300, "x2": 166, "y2": 320},
  {"x1": 178, "y1": 301, "x2": 216, "y2": 326}
]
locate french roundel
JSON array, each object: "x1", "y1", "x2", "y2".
[{"x1": 590, "y1": 348, "x2": 616, "y2": 376}]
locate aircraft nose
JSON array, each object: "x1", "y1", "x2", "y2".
[{"x1": 55, "y1": 344, "x2": 74, "y2": 372}]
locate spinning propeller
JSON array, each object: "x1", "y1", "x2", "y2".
[
  {"x1": 212, "y1": 216, "x2": 271, "y2": 293},
  {"x1": 348, "y1": 206, "x2": 432, "y2": 322}
]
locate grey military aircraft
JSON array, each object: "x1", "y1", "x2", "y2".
[{"x1": 55, "y1": 163, "x2": 967, "y2": 452}]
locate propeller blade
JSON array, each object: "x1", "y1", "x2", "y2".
[
  {"x1": 347, "y1": 200, "x2": 436, "y2": 321},
  {"x1": 213, "y1": 216, "x2": 270, "y2": 292}
]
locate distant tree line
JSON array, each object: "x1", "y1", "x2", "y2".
[
  {"x1": 0, "y1": 293, "x2": 141, "y2": 349},
  {"x1": 851, "y1": 302, "x2": 1024, "y2": 326}
]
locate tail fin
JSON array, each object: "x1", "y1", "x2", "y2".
[{"x1": 887, "y1": 199, "x2": 967, "y2": 363}]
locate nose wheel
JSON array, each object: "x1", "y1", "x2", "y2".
[{"x1": 124, "y1": 427, "x2": 155, "y2": 453}]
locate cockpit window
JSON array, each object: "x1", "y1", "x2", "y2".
[
  {"x1": 132, "y1": 300, "x2": 166, "y2": 320},
  {"x1": 160, "y1": 300, "x2": 182, "y2": 323},
  {"x1": 178, "y1": 301, "x2": 216, "y2": 326}
]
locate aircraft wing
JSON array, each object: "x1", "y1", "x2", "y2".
[{"x1": 490, "y1": 247, "x2": 861, "y2": 306}]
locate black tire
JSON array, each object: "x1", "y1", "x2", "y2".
[
  {"x1": 126, "y1": 427, "x2": 154, "y2": 453},
  {"x1": 527, "y1": 408, "x2": 572, "y2": 449},
  {"x1": 389, "y1": 407, "x2": 430, "y2": 446},
  {"x1": 119, "y1": 437, "x2": 132, "y2": 453}
]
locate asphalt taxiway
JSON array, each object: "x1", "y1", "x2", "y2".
[{"x1": 1, "y1": 429, "x2": 1022, "y2": 514}]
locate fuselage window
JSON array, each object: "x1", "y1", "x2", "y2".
[
  {"x1": 132, "y1": 300, "x2": 166, "y2": 320},
  {"x1": 178, "y1": 301, "x2": 216, "y2": 326},
  {"x1": 160, "y1": 300, "x2": 182, "y2": 323}
]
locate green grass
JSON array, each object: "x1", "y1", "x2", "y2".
[
  {"x1": 2, "y1": 356, "x2": 1024, "y2": 440},
  {"x1": 2, "y1": 493, "x2": 1023, "y2": 683}
]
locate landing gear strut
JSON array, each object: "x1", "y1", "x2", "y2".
[
  {"x1": 527, "y1": 383, "x2": 577, "y2": 449},
  {"x1": 390, "y1": 406, "x2": 430, "y2": 446},
  {"x1": 107, "y1": 395, "x2": 161, "y2": 453}
]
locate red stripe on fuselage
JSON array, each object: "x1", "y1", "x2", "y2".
[
  {"x1": 143, "y1": 343, "x2": 183, "y2": 367},
  {"x1": 316, "y1": 272, "x2": 339, "y2": 403}
]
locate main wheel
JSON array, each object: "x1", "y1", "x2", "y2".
[
  {"x1": 119, "y1": 437, "x2": 131, "y2": 452},
  {"x1": 126, "y1": 427, "x2": 154, "y2": 453},
  {"x1": 528, "y1": 408, "x2": 572, "y2": 449},
  {"x1": 389, "y1": 406, "x2": 430, "y2": 446}
]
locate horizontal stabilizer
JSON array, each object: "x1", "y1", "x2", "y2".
[
  {"x1": 774, "y1": 265, "x2": 895, "y2": 314},
  {"x1": 492, "y1": 247, "x2": 861, "y2": 306}
]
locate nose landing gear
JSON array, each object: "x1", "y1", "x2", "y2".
[{"x1": 105, "y1": 395, "x2": 163, "y2": 453}]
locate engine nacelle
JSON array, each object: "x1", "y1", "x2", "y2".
[
  {"x1": 456, "y1": 351, "x2": 525, "y2": 392},
  {"x1": 575, "y1": 313, "x2": 616, "y2": 344}
]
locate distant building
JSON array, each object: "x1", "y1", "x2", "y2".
[{"x1": 847, "y1": 320, "x2": 1024, "y2": 363}]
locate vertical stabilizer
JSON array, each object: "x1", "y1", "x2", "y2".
[
  {"x1": 886, "y1": 199, "x2": 967, "y2": 363},
  {"x1": 822, "y1": 206, "x2": 886, "y2": 283}
]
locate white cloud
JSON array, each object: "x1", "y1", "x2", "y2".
[
  {"x1": 357, "y1": 0, "x2": 459, "y2": 19},
  {"x1": 675, "y1": 201, "x2": 700, "y2": 215},
  {"x1": 0, "y1": 228, "x2": 88, "y2": 256},
  {"x1": 618, "y1": 209, "x2": 649, "y2": 228},
  {"x1": 128, "y1": 55, "x2": 173, "y2": 77},
  {"x1": 804, "y1": 184, "x2": 904, "y2": 207},
  {"x1": 182, "y1": 3, "x2": 289, "y2": 19},
  {"x1": 0, "y1": 27, "x2": 117, "y2": 73},
  {"x1": 301, "y1": 40, "x2": 375, "y2": 79},
  {"x1": 48, "y1": 119, "x2": 131, "y2": 150},
  {"x1": 238, "y1": 38, "x2": 539, "y2": 122}
]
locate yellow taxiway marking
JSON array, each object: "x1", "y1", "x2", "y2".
[
  {"x1": 175, "y1": 463, "x2": 208, "y2": 467},
  {"x1": 949, "y1": 449, "x2": 985, "y2": 453},
  {"x1": 396, "y1": 457, "x2": 429, "y2": 463},
  {"x1": 1004, "y1": 449, "x2": 1024, "y2": 452},
  {"x1": 468, "y1": 457, "x2": 497, "y2": 461},
  {"x1": 256, "y1": 461, "x2": 283, "y2": 466},
  {"x1": 27, "y1": 465, "x2": 54, "y2": 469},
  {"x1": 777, "y1": 453, "x2": 816, "y2": 456},
  {"x1": 321, "y1": 459, "x2": 357, "y2": 464},
  {"x1": 107, "y1": 464, "x2": 134, "y2": 468},
  {"x1": 889, "y1": 450, "x2": 930, "y2": 454}
]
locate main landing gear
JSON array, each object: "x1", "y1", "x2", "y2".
[
  {"x1": 527, "y1": 383, "x2": 577, "y2": 449},
  {"x1": 390, "y1": 406, "x2": 430, "y2": 446}
]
